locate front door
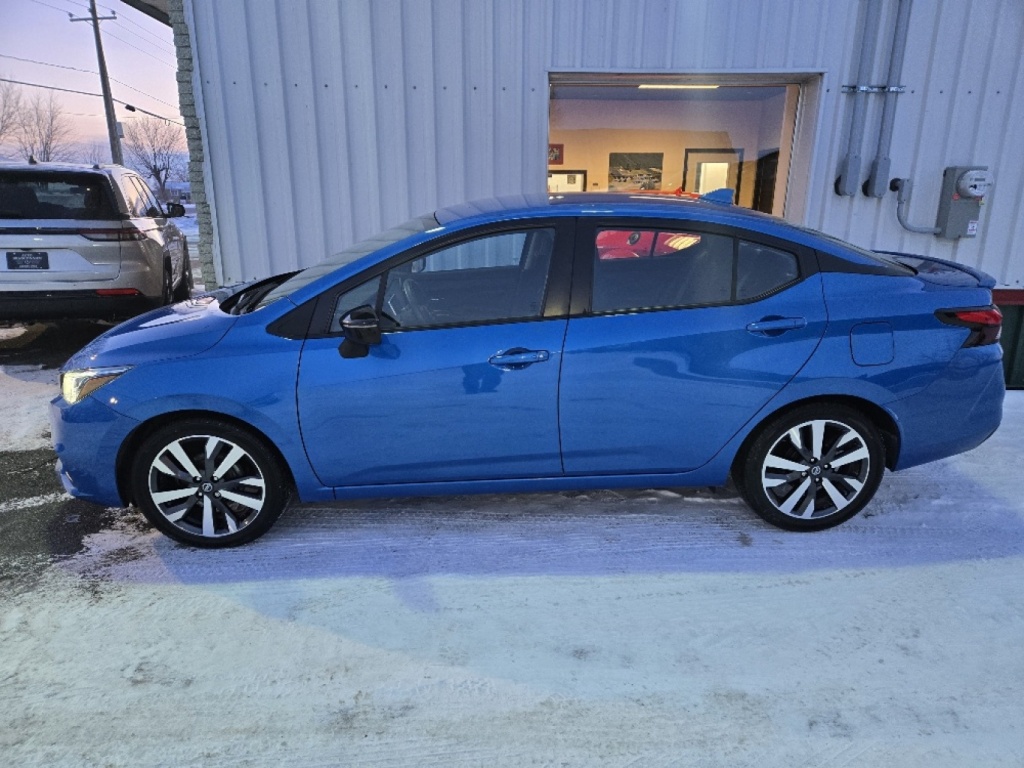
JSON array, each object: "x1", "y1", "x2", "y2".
[{"x1": 297, "y1": 223, "x2": 572, "y2": 487}]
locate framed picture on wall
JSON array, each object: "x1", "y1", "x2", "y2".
[
  {"x1": 548, "y1": 144, "x2": 564, "y2": 165},
  {"x1": 608, "y1": 152, "x2": 663, "y2": 191},
  {"x1": 682, "y1": 148, "x2": 744, "y2": 202}
]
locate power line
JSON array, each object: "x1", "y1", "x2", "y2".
[
  {"x1": 110, "y1": 17, "x2": 176, "y2": 56},
  {"x1": 0, "y1": 53, "x2": 180, "y2": 109},
  {"x1": 0, "y1": 53, "x2": 94, "y2": 75},
  {"x1": 0, "y1": 76, "x2": 110, "y2": 99},
  {"x1": 34, "y1": 0, "x2": 179, "y2": 70},
  {"x1": 0, "y1": 77, "x2": 184, "y2": 126},
  {"x1": 103, "y1": 31, "x2": 177, "y2": 69},
  {"x1": 27, "y1": 0, "x2": 78, "y2": 15}
]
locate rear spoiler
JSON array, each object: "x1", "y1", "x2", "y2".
[{"x1": 875, "y1": 250, "x2": 996, "y2": 289}]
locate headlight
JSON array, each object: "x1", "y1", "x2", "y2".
[{"x1": 60, "y1": 366, "x2": 131, "y2": 405}]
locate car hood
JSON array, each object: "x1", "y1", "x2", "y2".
[
  {"x1": 880, "y1": 251, "x2": 997, "y2": 289},
  {"x1": 63, "y1": 296, "x2": 237, "y2": 370}
]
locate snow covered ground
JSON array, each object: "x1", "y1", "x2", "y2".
[
  {"x1": 1, "y1": 333, "x2": 1022, "y2": 765},
  {"x1": 0, "y1": 330, "x2": 59, "y2": 451}
]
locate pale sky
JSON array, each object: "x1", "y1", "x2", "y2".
[{"x1": 0, "y1": 0, "x2": 182, "y2": 157}]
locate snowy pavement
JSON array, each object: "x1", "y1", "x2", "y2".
[{"x1": 1, "y1": 326, "x2": 1023, "y2": 766}]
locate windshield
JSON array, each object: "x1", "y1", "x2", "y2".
[{"x1": 254, "y1": 212, "x2": 440, "y2": 310}]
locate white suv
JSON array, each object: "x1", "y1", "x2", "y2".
[{"x1": 0, "y1": 162, "x2": 192, "y2": 322}]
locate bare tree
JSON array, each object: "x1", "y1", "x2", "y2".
[
  {"x1": 77, "y1": 140, "x2": 110, "y2": 166},
  {"x1": 0, "y1": 78, "x2": 23, "y2": 153},
  {"x1": 16, "y1": 92, "x2": 74, "y2": 162},
  {"x1": 122, "y1": 117, "x2": 186, "y2": 200}
]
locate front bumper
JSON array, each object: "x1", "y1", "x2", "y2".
[{"x1": 49, "y1": 394, "x2": 140, "y2": 508}]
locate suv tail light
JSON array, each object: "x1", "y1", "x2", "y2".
[
  {"x1": 936, "y1": 305, "x2": 1003, "y2": 347},
  {"x1": 95, "y1": 288, "x2": 142, "y2": 296},
  {"x1": 79, "y1": 227, "x2": 147, "y2": 242}
]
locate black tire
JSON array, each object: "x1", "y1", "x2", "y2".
[
  {"x1": 172, "y1": 245, "x2": 193, "y2": 302},
  {"x1": 130, "y1": 418, "x2": 291, "y2": 547},
  {"x1": 736, "y1": 403, "x2": 885, "y2": 531},
  {"x1": 160, "y1": 263, "x2": 174, "y2": 306}
]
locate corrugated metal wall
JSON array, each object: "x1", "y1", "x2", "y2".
[{"x1": 184, "y1": 0, "x2": 1024, "y2": 288}]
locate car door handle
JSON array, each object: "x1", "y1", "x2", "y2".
[
  {"x1": 746, "y1": 316, "x2": 807, "y2": 335},
  {"x1": 488, "y1": 348, "x2": 550, "y2": 368}
]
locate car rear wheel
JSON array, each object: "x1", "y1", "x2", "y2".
[
  {"x1": 173, "y1": 245, "x2": 193, "y2": 302},
  {"x1": 736, "y1": 404, "x2": 884, "y2": 531},
  {"x1": 160, "y1": 263, "x2": 174, "y2": 306},
  {"x1": 131, "y1": 419, "x2": 290, "y2": 547}
]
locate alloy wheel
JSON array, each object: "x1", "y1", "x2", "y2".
[
  {"x1": 760, "y1": 418, "x2": 871, "y2": 520},
  {"x1": 147, "y1": 434, "x2": 267, "y2": 538}
]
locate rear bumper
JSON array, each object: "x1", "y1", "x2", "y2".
[
  {"x1": 0, "y1": 290, "x2": 160, "y2": 322},
  {"x1": 890, "y1": 344, "x2": 1005, "y2": 470}
]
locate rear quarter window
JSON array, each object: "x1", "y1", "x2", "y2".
[{"x1": 736, "y1": 241, "x2": 800, "y2": 300}]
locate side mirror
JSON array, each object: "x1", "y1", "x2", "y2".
[
  {"x1": 339, "y1": 305, "x2": 382, "y2": 358},
  {"x1": 166, "y1": 202, "x2": 186, "y2": 218}
]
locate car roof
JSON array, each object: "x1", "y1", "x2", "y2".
[
  {"x1": 434, "y1": 192, "x2": 806, "y2": 240},
  {"x1": 0, "y1": 161, "x2": 129, "y2": 177}
]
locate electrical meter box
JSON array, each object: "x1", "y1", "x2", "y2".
[{"x1": 935, "y1": 166, "x2": 993, "y2": 239}]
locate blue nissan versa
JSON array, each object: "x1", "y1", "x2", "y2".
[{"x1": 50, "y1": 194, "x2": 1004, "y2": 547}]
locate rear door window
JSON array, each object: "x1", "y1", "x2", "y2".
[
  {"x1": 591, "y1": 228, "x2": 733, "y2": 312},
  {"x1": 128, "y1": 176, "x2": 161, "y2": 218},
  {"x1": 0, "y1": 171, "x2": 118, "y2": 220},
  {"x1": 121, "y1": 177, "x2": 148, "y2": 218},
  {"x1": 589, "y1": 226, "x2": 803, "y2": 313}
]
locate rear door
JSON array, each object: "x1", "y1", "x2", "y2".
[
  {"x1": 558, "y1": 218, "x2": 827, "y2": 475},
  {"x1": 123, "y1": 175, "x2": 180, "y2": 287}
]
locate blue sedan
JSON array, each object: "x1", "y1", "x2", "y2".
[{"x1": 50, "y1": 194, "x2": 1005, "y2": 546}]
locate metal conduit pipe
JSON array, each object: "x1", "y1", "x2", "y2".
[
  {"x1": 835, "y1": 0, "x2": 883, "y2": 196},
  {"x1": 865, "y1": 0, "x2": 914, "y2": 198},
  {"x1": 891, "y1": 177, "x2": 940, "y2": 234}
]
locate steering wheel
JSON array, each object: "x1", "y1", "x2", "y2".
[{"x1": 385, "y1": 275, "x2": 433, "y2": 327}]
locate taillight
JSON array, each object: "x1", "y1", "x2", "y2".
[
  {"x1": 936, "y1": 305, "x2": 1003, "y2": 347},
  {"x1": 95, "y1": 288, "x2": 142, "y2": 296},
  {"x1": 79, "y1": 227, "x2": 147, "y2": 242}
]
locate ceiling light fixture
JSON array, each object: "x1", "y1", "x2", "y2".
[{"x1": 637, "y1": 84, "x2": 720, "y2": 90}]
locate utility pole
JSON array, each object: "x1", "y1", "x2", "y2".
[{"x1": 71, "y1": 0, "x2": 123, "y2": 165}]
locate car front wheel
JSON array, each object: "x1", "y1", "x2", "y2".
[
  {"x1": 131, "y1": 419, "x2": 290, "y2": 547},
  {"x1": 737, "y1": 404, "x2": 885, "y2": 531}
]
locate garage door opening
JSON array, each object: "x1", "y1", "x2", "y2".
[{"x1": 548, "y1": 76, "x2": 802, "y2": 216}]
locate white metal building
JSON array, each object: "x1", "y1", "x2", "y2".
[{"x1": 133, "y1": 0, "x2": 1023, "y2": 302}]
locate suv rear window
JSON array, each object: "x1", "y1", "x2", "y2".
[{"x1": 0, "y1": 171, "x2": 118, "y2": 220}]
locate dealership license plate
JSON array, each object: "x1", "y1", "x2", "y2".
[{"x1": 6, "y1": 252, "x2": 49, "y2": 270}]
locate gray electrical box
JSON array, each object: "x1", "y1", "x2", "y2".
[{"x1": 935, "y1": 166, "x2": 993, "y2": 239}]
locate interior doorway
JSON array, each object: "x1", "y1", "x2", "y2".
[
  {"x1": 547, "y1": 170, "x2": 588, "y2": 193},
  {"x1": 548, "y1": 75, "x2": 803, "y2": 216}
]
